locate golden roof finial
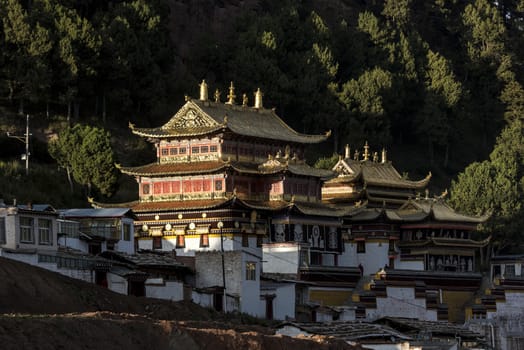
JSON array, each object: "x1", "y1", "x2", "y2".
[
  {"x1": 226, "y1": 81, "x2": 236, "y2": 104},
  {"x1": 354, "y1": 149, "x2": 359, "y2": 161},
  {"x1": 373, "y1": 151, "x2": 378, "y2": 162},
  {"x1": 199, "y1": 80, "x2": 208, "y2": 101},
  {"x1": 381, "y1": 148, "x2": 387, "y2": 163},
  {"x1": 345, "y1": 144, "x2": 350, "y2": 159},
  {"x1": 214, "y1": 88, "x2": 221, "y2": 103},
  {"x1": 363, "y1": 141, "x2": 370, "y2": 161},
  {"x1": 254, "y1": 88, "x2": 263, "y2": 108},
  {"x1": 242, "y1": 93, "x2": 248, "y2": 107}
]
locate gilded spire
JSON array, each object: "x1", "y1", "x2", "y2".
[
  {"x1": 214, "y1": 88, "x2": 221, "y2": 103},
  {"x1": 199, "y1": 80, "x2": 208, "y2": 101},
  {"x1": 242, "y1": 93, "x2": 248, "y2": 107},
  {"x1": 254, "y1": 88, "x2": 263, "y2": 108},
  {"x1": 381, "y1": 148, "x2": 387, "y2": 163},
  {"x1": 363, "y1": 141, "x2": 370, "y2": 161},
  {"x1": 344, "y1": 144, "x2": 350, "y2": 159},
  {"x1": 226, "y1": 81, "x2": 236, "y2": 104}
]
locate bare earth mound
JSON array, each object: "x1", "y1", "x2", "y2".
[{"x1": 0, "y1": 258, "x2": 357, "y2": 349}]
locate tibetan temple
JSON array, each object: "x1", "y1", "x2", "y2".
[{"x1": 105, "y1": 80, "x2": 491, "y2": 322}]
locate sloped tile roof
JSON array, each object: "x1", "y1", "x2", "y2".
[
  {"x1": 131, "y1": 99, "x2": 329, "y2": 144},
  {"x1": 119, "y1": 159, "x2": 333, "y2": 178},
  {"x1": 329, "y1": 158, "x2": 431, "y2": 189},
  {"x1": 131, "y1": 199, "x2": 232, "y2": 212}
]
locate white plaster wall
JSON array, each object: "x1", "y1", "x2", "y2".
[
  {"x1": 360, "y1": 242, "x2": 390, "y2": 274},
  {"x1": 138, "y1": 239, "x2": 153, "y2": 250},
  {"x1": 316, "y1": 311, "x2": 334, "y2": 322},
  {"x1": 114, "y1": 240, "x2": 134, "y2": 254},
  {"x1": 395, "y1": 260, "x2": 424, "y2": 271},
  {"x1": 145, "y1": 278, "x2": 184, "y2": 301},
  {"x1": 262, "y1": 244, "x2": 299, "y2": 274},
  {"x1": 58, "y1": 237, "x2": 87, "y2": 252},
  {"x1": 107, "y1": 272, "x2": 128, "y2": 295},
  {"x1": 195, "y1": 251, "x2": 242, "y2": 295},
  {"x1": 322, "y1": 253, "x2": 335, "y2": 266},
  {"x1": 240, "y1": 252, "x2": 264, "y2": 317},
  {"x1": 1, "y1": 212, "x2": 17, "y2": 249},
  {"x1": 273, "y1": 284, "x2": 295, "y2": 321},
  {"x1": 0, "y1": 251, "x2": 38, "y2": 265},
  {"x1": 339, "y1": 308, "x2": 356, "y2": 321},
  {"x1": 338, "y1": 242, "x2": 389, "y2": 273},
  {"x1": 191, "y1": 291, "x2": 213, "y2": 308},
  {"x1": 338, "y1": 242, "x2": 356, "y2": 267},
  {"x1": 0, "y1": 252, "x2": 93, "y2": 283},
  {"x1": 374, "y1": 286, "x2": 433, "y2": 321}
]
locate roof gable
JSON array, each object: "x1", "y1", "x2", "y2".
[{"x1": 163, "y1": 102, "x2": 220, "y2": 129}]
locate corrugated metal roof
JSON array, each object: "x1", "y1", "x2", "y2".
[{"x1": 59, "y1": 208, "x2": 133, "y2": 218}]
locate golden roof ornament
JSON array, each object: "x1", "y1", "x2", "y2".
[
  {"x1": 214, "y1": 88, "x2": 221, "y2": 103},
  {"x1": 381, "y1": 148, "x2": 387, "y2": 163},
  {"x1": 373, "y1": 152, "x2": 378, "y2": 162},
  {"x1": 363, "y1": 141, "x2": 370, "y2": 161},
  {"x1": 199, "y1": 80, "x2": 208, "y2": 101},
  {"x1": 242, "y1": 93, "x2": 248, "y2": 107},
  {"x1": 226, "y1": 81, "x2": 236, "y2": 104},
  {"x1": 354, "y1": 149, "x2": 359, "y2": 161},
  {"x1": 254, "y1": 88, "x2": 263, "y2": 108},
  {"x1": 345, "y1": 144, "x2": 350, "y2": 159}
]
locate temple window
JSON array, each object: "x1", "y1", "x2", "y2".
[
  {"x1": 142, "y1": 184, "x2": 150, "y2": 195},
  {"x1": 191, "y1": 146, "x2": 200, "y2": 154},
  {"x1": 357, "y1": 241, "x2": 366, "y2": 253},
  {"x1": 176, "y1": 235, "x2": 185, "y2": 248},
  {"x1": 201, "y1": 146, "x2": 209, "y2": 153},
  {"x1": 161, "y1": 148, "x2": 169, "y2": 156},
  {"x1": 203, "y1": 179, "x2": 211, "y2": 191},
  {"x1": 170, "y1": 148, "x2": 178, "y2": 155},
  {"x1": 215, "y1": 180, "x2": 223, "y2": 191},
  {"x1": 200, "y1": 234, "x2": 209, "y2": 247},
  {"x1": 163, "y1": 182, "x2": 170, "y2": 193},
  {"x1": 179, "y1": 147, "x2": 187, "y2": 154},
  {"x1": 246, "y1": 262, "x2": 256, "y2": 280},
  {"x1": 171, "y1": 181, "x2": 180, "y2": 193},
  {"x1": 242, "y1": 234, "x2": 249, "y2": 247},
  {"x1": 210, "y1": 145, "x2": 218, "y2": 153},
  {"x1": 153, "y1": 237, "x2": 162, "y2": 250},
  {"x1": 154, "y1": 183, "x2": 162, "y2": 194},
  {"x1": 193, "y1": 180, "x2": 203, "y2": 192},
  {"x1": 38, "y1": 219, "x2": 52, "y2": 245}
]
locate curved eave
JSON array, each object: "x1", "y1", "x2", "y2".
[
  {"x1": 132, "y1": 198, "x2": 233, "y2": 213},
  {"x1": 89, "y1": 199, "x2": 139, "y2": 209},
  {"x1": 119, "y1": 161, "x2": 227, "y2": 176},
  {"x1": 236, "y1": 199, "x2": 291, "y2": 211},
  {"x1": 364, "y1": 173, "x2": 431, "y2": 189},
  {"x1": 130, "y1": 125, "x2": 224, "y2": 138}
]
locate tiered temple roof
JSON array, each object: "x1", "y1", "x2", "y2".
[
  {"x1": 323, "y1": 143, "x2": 431, "y2": 208},
  {"x1": 129, "y1": 96, "x2": 330, "y2": 144}
]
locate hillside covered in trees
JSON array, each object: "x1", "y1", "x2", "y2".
[{"x1": 1, "y1": 0, "x2": 524, "y2": 253}]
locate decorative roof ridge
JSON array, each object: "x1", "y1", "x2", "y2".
[
  {"x1": 88, "y1": 197, "x2": 139, "y2": 209},
  {"x1": 118, "y1": 160, "x2": 228, "y2": 176}
]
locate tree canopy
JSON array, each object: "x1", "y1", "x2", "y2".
[{"x1": 48, "y1": 124, "x2": 118, "y2": 197}]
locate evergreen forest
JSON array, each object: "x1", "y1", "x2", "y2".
[{"x1": 1, "y1": 0, "x2": 524, "y2": 254}]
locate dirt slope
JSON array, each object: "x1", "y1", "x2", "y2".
[{"x1": 0, "y1": 258, "x2": 357, "y2": 349}]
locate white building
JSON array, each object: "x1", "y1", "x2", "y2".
[{"x1": 58, "y1": 208, "x2": 136, "y2": 254}]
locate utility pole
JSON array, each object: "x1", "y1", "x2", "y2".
[
  {"x1": 217, "y1": 221, "x2": 226, "y2": 313},
  {"x1": 6, "y1": 114, "x2": 31, "y2": 176}
]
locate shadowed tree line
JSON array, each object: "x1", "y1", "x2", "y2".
[{"x1": 1, "y1": 0, "x2": 524, "y2": 254}]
